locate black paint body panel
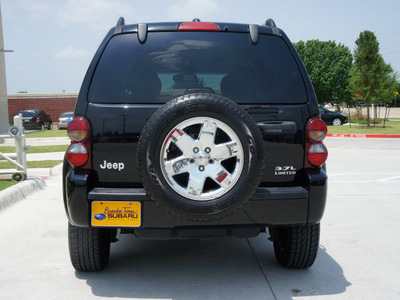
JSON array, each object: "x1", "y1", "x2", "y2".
[{"x1": 65, "y1": 168, "x2": 326, "y2": 228}]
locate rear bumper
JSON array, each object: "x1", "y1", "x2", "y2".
[
  {"x1": 58, "y1": 123, "x2": 68, "y2": 129},
  {"x1": 22, "y1": 122, "x2": 41, "y2": 129},
  {"x1": 64, "y1": 168, "x2": 327, "y2": 228}
]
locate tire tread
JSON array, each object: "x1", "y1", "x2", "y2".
[
  {"x1": 68, "y1": 223, "x2": 111, "y2": 272},
  {"x1": 272, "y1": 223, "x2": 320, "y2": 269}
]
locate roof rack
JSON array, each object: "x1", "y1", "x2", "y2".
[
  {"x1": 116, "y1": 17, "x2": 125, "y2": 27},
  {"x1": 115, "y1": 17, "x2": 125, "y2": 34},
  {"x1": 137, "y1": 23, "x2": 148, "y2": 44},
  {"x1": 249, "y1": 24, "x2": 258, "y2": 44},
  {"x1": 264, "y1": 18, "x2": 276, "y2": 27}
]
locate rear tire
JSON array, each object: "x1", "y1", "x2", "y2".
[
  {"x1": 270, "y1": 223, "x2": 320, "y2": 269},
  {"x1": 68, "y1": 222, "x2": 112, "y2": 271}
]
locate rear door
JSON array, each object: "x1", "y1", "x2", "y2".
[{"x1": 85, "y1": 30, "x2": 311, "y2": 186}]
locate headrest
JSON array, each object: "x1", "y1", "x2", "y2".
[{"x1": 125, "y1": 68, "x2": 162, "y2": 100}]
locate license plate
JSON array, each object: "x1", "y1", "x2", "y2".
[{"x1": 91, "y1": 201, "x2": 141, "y2": 227}]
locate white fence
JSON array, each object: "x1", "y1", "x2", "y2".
[{"x1": 0, "y1": 115, "x2": 27, "y2": 181}]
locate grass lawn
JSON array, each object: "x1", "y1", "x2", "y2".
[
  {"x1": 0, "y1": 179, "x2": 18, "y2": 191},
  {"x1": 328, "y1": 119, "x2": 400, "y2": 134},
  {"x1": 0, "y1": 160, "x2": 63, "y2": 169},
  {"x1": 0, "y1": 145, "x2": 68, "y2": 153},
  {"x1": 25, "y1": 130, "x2": 68, "y2": 138}
]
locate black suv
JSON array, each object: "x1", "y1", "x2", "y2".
[
  {"x1": 19, "y1": 109, "x2": 53, "y2": 130},
  {"x1": 63, "y1": 18, "x2": 328, "y2": 271}
]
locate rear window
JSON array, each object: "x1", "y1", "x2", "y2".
[
  {"x1": 89, "y1": 31, "x2": 307, "y2": 104},
  {"x1": 19, "y1": 110, "x2": 36, "y2": 117},
  {"x1": 61, "y1": 113, "x2": 74, "y2": 118}
]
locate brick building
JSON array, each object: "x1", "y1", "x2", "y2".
[{"x1": 7, "y1": 93, "x2": 78, "y2": 124}]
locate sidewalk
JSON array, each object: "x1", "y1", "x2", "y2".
[
  {"x1": 0, "y1": 151, "x2": 64, "y2": 178},
  {"x1": 2, "y1": 151, "x2": 65, "y2": 161},
  {"x1": 0, "y1": 136, "x2": 70, "y2": 146},
  {"x1": 0, "y1": 137, "x2": 66, "y2": 211}
]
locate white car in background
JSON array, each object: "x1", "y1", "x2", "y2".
[{"x1": 57, "y1": 112, "x2": 74, "y2": 130}]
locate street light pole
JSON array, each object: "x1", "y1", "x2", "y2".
[{"x1": 0, "y1": 3, "x2": 13, "y2": 135}]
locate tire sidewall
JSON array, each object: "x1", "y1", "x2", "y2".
[{"x1": 332, "y1": 118, "x2": 342, "y2": 126}]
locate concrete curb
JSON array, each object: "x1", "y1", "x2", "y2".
[
  {"x1": 50, "y1": 163, "x2": 63, "y2": 177},
  {"x1": 0, "y1": 177, "x2": 46, "y2": 212},
  {"x1": 0, "y1": 164, "x2": 62, "y2": 212},
  {"x1": 327, "y1": 133, "x2": 400, "y2": 138}
]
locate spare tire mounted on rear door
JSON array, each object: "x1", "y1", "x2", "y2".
[{"x1": 138, "y1": 93, "x2": 264, "y2": 221}]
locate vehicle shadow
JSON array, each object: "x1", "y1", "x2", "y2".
[
  {"x1": 76, "y1": 233, "x2": 350, "y2": 300},
  {"x1": 248, "y1": 235, "x2": 351, "y2": 299}
]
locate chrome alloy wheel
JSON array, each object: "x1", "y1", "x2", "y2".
[{"x1": 160, "y1": 117, "x2": 244, "y2": 201}]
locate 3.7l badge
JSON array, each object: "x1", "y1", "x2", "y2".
[{"x1": 275, "y1": 166, "x2": 297, "y2": 176}]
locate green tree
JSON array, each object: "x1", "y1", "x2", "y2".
[
  {"x1": 294, "y1": 40, "x2": 353, "y2": 107},
  {"x1": 375, "y1": 65, "x2": 397, "y2": 104},
  {"x1": 350, "y1": 30, "x2": 396, "y2": 126}
]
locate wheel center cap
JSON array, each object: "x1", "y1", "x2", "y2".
[{"x1": 194, "y1": 151, "x2": 210, "y2": 165}]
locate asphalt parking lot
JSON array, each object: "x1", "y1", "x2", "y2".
[{"x1": 0, "y1": 137, "x2": 399, "y2": 300}]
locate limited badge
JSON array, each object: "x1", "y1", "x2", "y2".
[{"x1": 275, "y1": 166, "x2": 297, "y2": 176}]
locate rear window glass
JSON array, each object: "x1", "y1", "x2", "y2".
[
  {"x1": 89, "y1": 31, "x2": 307, "y2": 104},
  {"x1": 19, "y1": 110, "x2": 36, "y2": 117},
  {"x1": 61, "y1": 113, "x2": 74, "y2": 118}
]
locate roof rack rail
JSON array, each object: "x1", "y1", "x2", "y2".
[
  {"x1": 116, "y1": 17, "x2": 125, "y2": 27},
  {"x1": 264, "y1": 18, "x2": 276, "y2": 27},
  {"x1": 115, "y1": 17, "x2": 125, "y2": 34},
  {"x1": 249, "y1": 24, "x2": 259, "y2": 44},
  {"x1": 137, "y1": 23, "x2": 148, "y2": 44}
]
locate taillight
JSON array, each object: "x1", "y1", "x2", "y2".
[
  {"x1": 178, "y1": 22, "x2": 220, "y2": 31},
  {"x1": 305, "y1": 117, "x2": 328, "y2": 168},
  {"x1": 307, "y1": 143, "x2": 328, "y2": 167},
  {"x1": 57, "y1": 118, "x2": 60, "y2": 123},
  {"x1": 67, "y1": 117, "x2": 89, "y2": 141},
  {"x1": 36, "y1": 117, "x2": 40, "y2": 122},
  {"x1": 66, "y1": 143, "x2": 88, "y2": 167},
  {"x1": 307, "y1": 118, "x2": 327, "y2": 142},
  {"x1": 67, "y1": 116, "x2": 91, "y2": 169}
]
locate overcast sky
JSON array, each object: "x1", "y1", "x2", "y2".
[{"x1": 1, "y1": 0, "x2": 400, "y2": 93}]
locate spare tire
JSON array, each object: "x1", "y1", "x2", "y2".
[{"x1": 138, "y1": 93, "x2": 264, "y2": 221}]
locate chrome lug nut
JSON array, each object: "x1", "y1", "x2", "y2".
[
  {"x1": 205, "y1": 147, "x2": 211, "y2": 153},
  {"x1": 193, "y1": 147, "x2": 199, "y2": 153},
  {"x1": 199, "y1": 166, "x2": 205, "y2": 171}
]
